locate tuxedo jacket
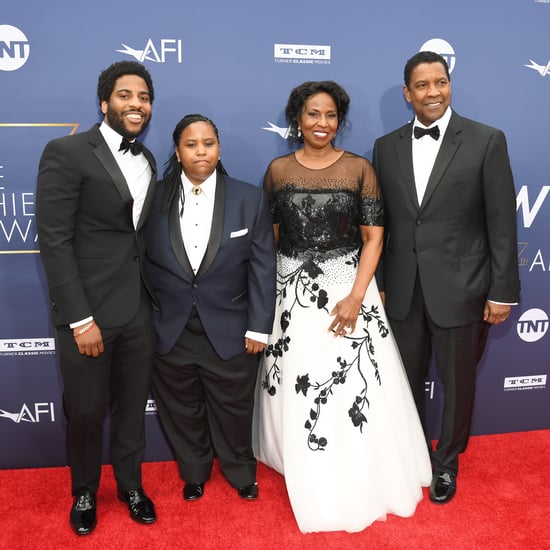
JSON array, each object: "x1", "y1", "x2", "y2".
[
  {"x1": 36, "y1": 124, "x2": 157, "y2": 328},
  {"x1": 372, "y1": 111, "x2": 520, "y2": 327},
  {"x1": 145, "y1": 172, "x2": 277, "y2": 360}
]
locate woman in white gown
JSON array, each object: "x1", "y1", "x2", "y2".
[{"x1": 253, "y1": 81, "x2": 432, "y2": 533}]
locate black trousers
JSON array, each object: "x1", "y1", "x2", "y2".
[
  {"x1": 389, "y1": 276, "x2": 489, "y2": 475},
  {"x1": 152, "y1": 309, "x2": 259, "y2": 489},
  {"x1": 56, "y1": 292, "x2": 153, "y2": 495}
]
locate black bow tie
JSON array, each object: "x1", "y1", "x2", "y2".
[
  {"x1": 119, "y1": 137, "x2": 143, "y2": 155},
  {"x1": 413, "y1": 125, "x2": 440, "y2": 140}
]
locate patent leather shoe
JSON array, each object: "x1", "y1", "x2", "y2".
[
  {"x1": 117, "y1": 488, "x2": 156, "y2": 524},
  {"x1": 430, "y1": 471, "x2": 457, "y2": 504},
  {"x1": 70, "y1": 490, "x2": 97, "y2": 536},
  {"x1": 183, "y1": 483, "x2": 205, "y2": 501},
  {"x1": 237, "y1": 482, "x2": 258, "y2": 499}
]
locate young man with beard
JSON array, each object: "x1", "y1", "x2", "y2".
[{"x1": 37, "y1": 61, "x2": 158, "y2": 535}]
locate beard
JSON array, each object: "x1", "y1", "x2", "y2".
[{"x1": 105, "y1": 104, "x2": 151, "y2": 139}]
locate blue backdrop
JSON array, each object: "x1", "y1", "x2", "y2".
[{"x1": 1, "y1": 0, "x2": 549, "y2": 469}]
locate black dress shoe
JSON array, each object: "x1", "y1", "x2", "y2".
[
  {"x1": 183, "y1": 483, "x2": 205, "y2": 501},
  {"x1": 430, "y1": 471, "x2": 457, "y2": 504},
  {"x1": 70, "y1": 490, "x2": 97, "y2": 536},
  {"x1": 117, "y1": 488, "x2": 156, "y2": 524},
  {"x1": 237, "y1": 483, "x2": 258, "y2": 500}
]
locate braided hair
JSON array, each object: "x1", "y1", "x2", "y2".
[{"x1": 161, "y1": 114, "x2": 228, "y2": 213}]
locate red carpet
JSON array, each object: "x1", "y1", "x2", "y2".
[{"x1": 1, "y1": 430, "x2": 548, "y2": 550}]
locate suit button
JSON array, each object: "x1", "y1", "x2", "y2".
[
  {"x1": 416, "y1": 219, "x2": 423, "y2": 226},
  {"x1": 134, "y1": 256, "x2": 140, "y2": 262},
  {"x1": 192, "y1": 283, "x2": 198, "y2": 289}
]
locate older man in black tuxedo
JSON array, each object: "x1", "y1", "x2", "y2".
[{"x1": 373, "y1": 51, "x2": 520, "y2": 504}]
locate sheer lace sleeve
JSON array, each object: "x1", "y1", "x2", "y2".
[{"x1": 359, "y1": 158, "x2": 384, "y2": 227}]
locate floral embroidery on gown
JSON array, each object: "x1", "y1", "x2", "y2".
[{"x1": 253, "y1": 152, "x2": 432, "y2": 533}]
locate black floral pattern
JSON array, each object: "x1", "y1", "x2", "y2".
[{"x1": 261, "y1": 257, "x2": 389, "y2": 451}]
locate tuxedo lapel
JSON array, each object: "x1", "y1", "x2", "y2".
[
  {"x1": 89, "y1": 127, "x2": 133, "y2": 211},
  {"x1": 168, "y1": 196, "x2": 194, "y2": 278},
  {"x1": 420, "y1": 112, "x2": 462, "y2": 209},
  {"x1": 196, "y1": 173, "x2": 226, "y2": 278},
  {"x1": 396, "y1": 123, "x2": 420, "y2": 209}
]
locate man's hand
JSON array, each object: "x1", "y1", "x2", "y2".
[
  {"x1": 244, "y1": 337, "x2": 266, "y2": 354},
  {"x1": 483, "y1": 301, "x2": 511, "y2": 325},
  {"x1": 74, "y1": 322, "x2": 104, "y2": 357}
]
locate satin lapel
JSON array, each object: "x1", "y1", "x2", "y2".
[
  {"x1": 420, "y1": 113, "x2": 462, "y2": 209},
  {"x1": 136, "y1": 148, "x2": 157, "y2": 230},
  {"x1": 396, "y1": 123, "x2": 420, "y2": 209},
  {"x1": 90, "y1": 127, "x2": 133, "y2": 216},
  {"x1": 196, "y1": 173, "x2": 226, "y2": 278},
  {"x1": 168, "y1": 195, "x2": 194, "y2": 278}
]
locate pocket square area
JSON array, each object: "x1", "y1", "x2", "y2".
[{"x1": 230, "y1": 228, "x2": 248, "y2": 238}]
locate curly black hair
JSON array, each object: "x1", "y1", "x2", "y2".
[
  {"x1": 97, "y1": 60, "x2": 154, "y2": 105},
  {"x1": 284, "y1": 80, "x2": 350, "y2": 144}
]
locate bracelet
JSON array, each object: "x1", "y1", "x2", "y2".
[{"x1": 74, "y1": 321, "x2": 94, "y2": 337}]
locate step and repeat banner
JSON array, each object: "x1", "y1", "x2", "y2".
[{"x1": 1, "y1": 0, "x2": 549, "y2": 468}]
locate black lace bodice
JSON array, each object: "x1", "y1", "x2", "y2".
[{"x1": 263, "y1": 152, "x2": 383, "y2": 258}]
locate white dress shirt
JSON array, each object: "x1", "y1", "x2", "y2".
[
  {"x1": 411, "y1": 106, "x2": 452, "y2": 205},
  {"x1": 179, "y1": 170, "x2": 267, "y2": 344}
]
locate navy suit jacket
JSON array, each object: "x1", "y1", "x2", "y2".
[
  {"x1": 373, "y1": 111, "x2": 520, "y2": 327},
  {"x1": 145, "y1": 172, "x2": 276, "y2": 359}
]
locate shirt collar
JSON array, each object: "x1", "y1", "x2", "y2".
[
  {"x1": 413, "y1": 106, "x2": 452, "y2": 136},
  {"x1": 99, "y1": 121, "x2": 127, "y2": 153},
  {"x1": 181, "y1": 169, "x2": 217, "y2": 199}
]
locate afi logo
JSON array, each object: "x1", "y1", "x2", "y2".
[
  {"x1": 516, "y1": 185, "x2": 550, "y2": 228},
  {"x1": 525, "y1": 59, "x2": 550, "y2": 76},
  {"x1": 0, "y1": 24, "x2": 30, "y2": 71},
  {"x1": 516, "y1": 308, "x2": 549, "y2": 343},
  {"x1": 116, "y1": 39, "x2": 182, "y2": 63},
  {"x1": 0, "y1": 402, "x2": 56, "y2": 423}
]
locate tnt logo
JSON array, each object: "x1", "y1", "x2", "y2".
[
  {"x1": 0, "y1": 25, "x2": 30, "y2": 71},
  {"x1": 419, "y1": 38, "x2": 456, "y2": 73},
  {"x1": 516, "y1": 308, "x2": 549, "y2": 343},
  {"x1": 0, "y1": 402, "x2": 56, "y2": 423}
]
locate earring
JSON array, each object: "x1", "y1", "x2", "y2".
[{"x1": 297, "y1": 126, "x2": 302, "y2": 138}]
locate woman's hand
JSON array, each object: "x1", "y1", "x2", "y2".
[{"x1": 328, "y1": 294, "x2": 362, "y2": 337}]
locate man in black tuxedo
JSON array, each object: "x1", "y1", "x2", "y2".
[
  {"x1": 36, "y1": 61, "x2": 158, "y2": 534},
  {"x1": 373, "y1": 51, "x2": 520, "y2": 504}
]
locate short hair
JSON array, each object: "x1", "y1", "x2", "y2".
[
  {"x1": 285, "y1": 80, "x2": 350, "y2": 144},
  {"x1": 403, "y1": 51, "x2": 450, "y2": 88},
  {"x1": 97, "y1": 60, "x2": 155, "y2": 105}
]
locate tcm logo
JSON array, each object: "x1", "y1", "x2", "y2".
[
  {"x1": 0, "y1": 338, "x2": 56, "y2": 356},
  {"x1": 0, "y1": 24, "x2": 30, "y2": 71},
  {"x1": 116, "y1": 39, "x2": 182, "y2": 63},
  {"x1": 516, "y1": 309, "x2": 549, "y2": 343},
  {"x1": 0, "y1": 402, "x2": 56, "y2": 423},
  {"x1": 504, "y1": 375, "x2": 547, "y2": 391},
  {"x1": 525, "y1": 59, "x2": 550, "y2": 76},
  {"x1": 516, "y1": 185, "x2": 550, "y2": 228},
  {"x1": 419, "y1": 38, "x2": 456, "y2": 73},
  {"x1": 145, "y1": 399, "x2": 157, "y2": 415},
  {"x1": 274, "y1": 44, "x2": 331, "y2": 64}
]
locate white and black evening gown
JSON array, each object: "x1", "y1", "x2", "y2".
[{"x1": 253, "y1": 152, "x2": 431, "y2": 533}]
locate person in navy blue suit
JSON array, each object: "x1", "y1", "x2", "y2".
[{"x1": 145, "y1": 114, "x2": 276, "y2": 501}]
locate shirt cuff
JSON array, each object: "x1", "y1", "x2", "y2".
[
  {"x1": 245, "y1": 330, "x2": 268, "y2": 344},
  {"x1": 69, "y1": 316, "x2": 94, "y2": 329}
]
